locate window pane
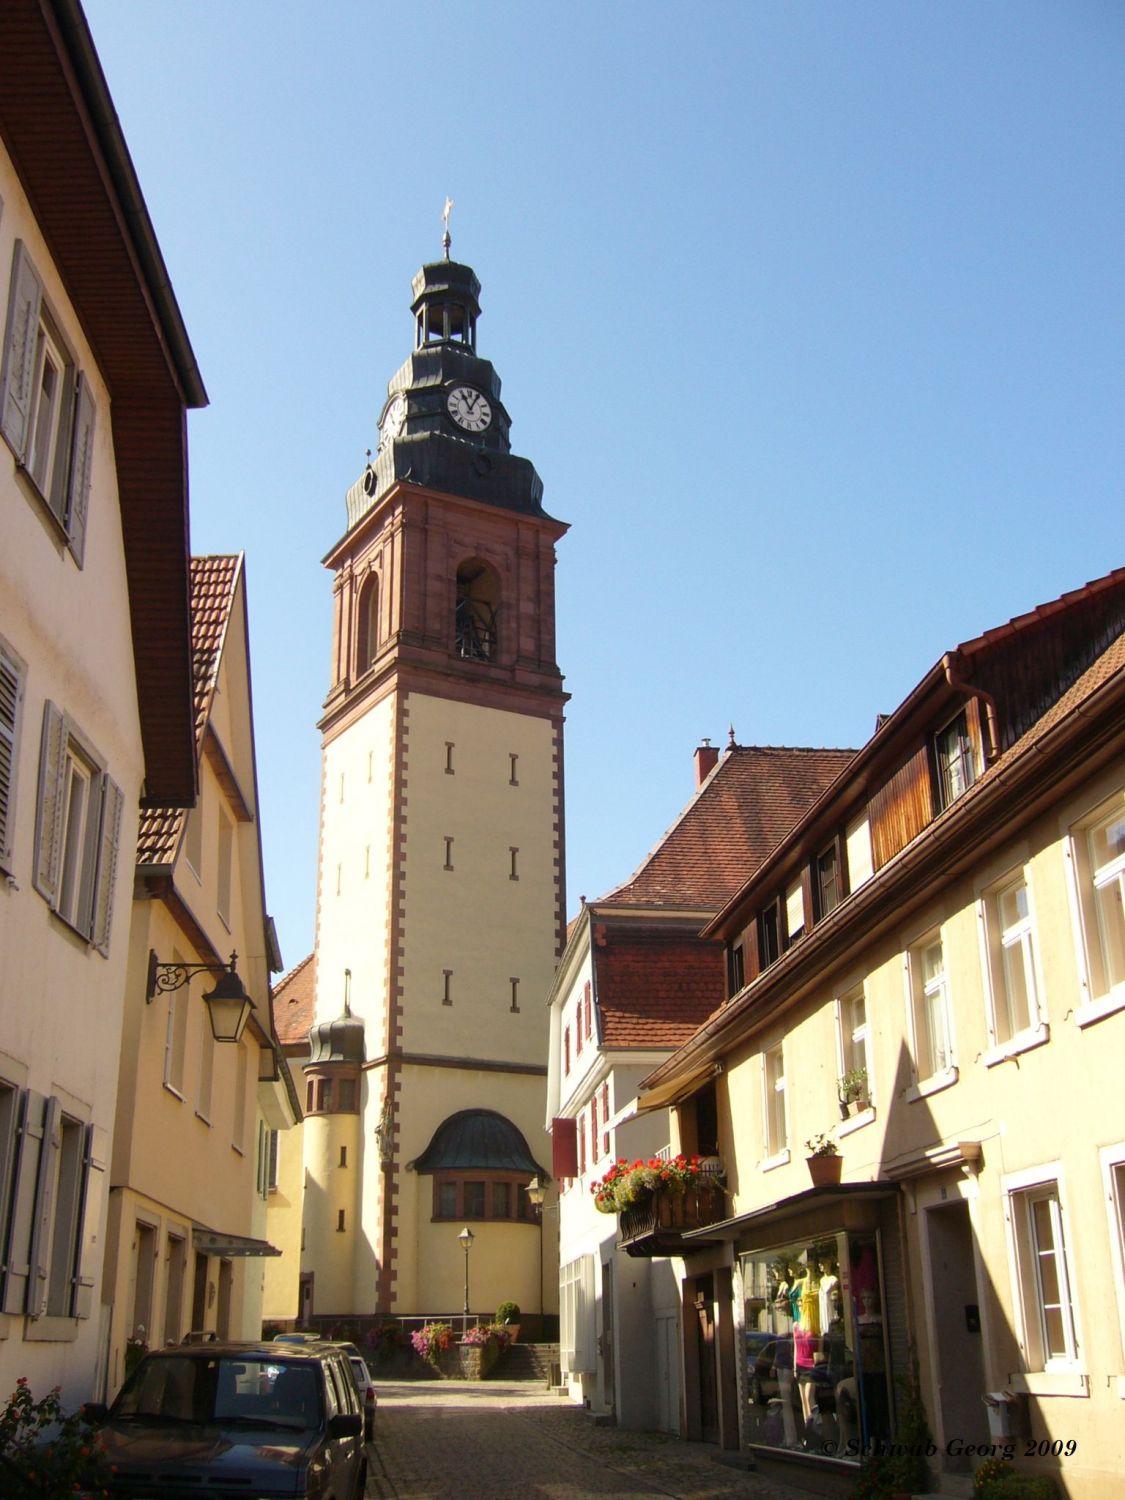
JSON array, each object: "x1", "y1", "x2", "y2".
[
  {"x1": 491, "y1": 1182, "x2": 511, "y2": 1219},
  {"x1": 438, "y1": 1182, "x2": 456, "y2": 1218},
  {"x1": 463, "y1": 1181, "x2": 485, "y2": 1217},
  {"x1": 1093, "y1": 878, "x2": 1125, "y2": 990}
]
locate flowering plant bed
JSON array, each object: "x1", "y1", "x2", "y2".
[
  {"x1": 410, "y1": 1322, "x2": 454, "y2": 1365},
  {"x1": 0, "y1": 1378, "x2": 110, "y2": 1497},
  {"x1": 591, "y1": 1155, "x2": 723, "y2": 1214}
]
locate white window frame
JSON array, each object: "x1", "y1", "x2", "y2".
[
  {"x1": 216, "y1": 808, "x2": 233, "y2": 929},
  {"x1": 761, "y1": 1043, "x2": 788, "y2": 1168},
  {"x1": 903, "y1": 929, "x2": 957, "y2": 1095},
  {"x1": 1002, "y1": 1163, "x2": 1084, "y2": 1386},
  {"x1": 1099, "y1": 1143, "x2": 1125, "y2": 1389},
  {"x1": 835, "y1": 985, "x2": 874, "y2": 1136},
  {"x1": 933, "y1": 709, "x2": 976, "y2": 811},
  {"x1": 560, "y1": 1254, "x2": 596, "y2": 1374},
  {"x1": 1, "y1": 242, "x2": 96, "y2": 566},
  {"x1": 978, "y1": 867, "x2": 1048, "y2": 1063},
  {"x1": 1064, "y1": 789, "x2": 1125, "y2": 1027},
  {"x1": 0, "y1": 636, "x2": 27, "y2": 872},
  {"x1": 162, "y1": 955, "x2": 190, "y2": 1099},
  {"x1": 33, "y1": 703, "x2": 123, "y2": 953}
]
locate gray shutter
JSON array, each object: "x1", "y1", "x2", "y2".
[
  {"x1": 1, "y1": 1090, "x2": 46, "y2": 1314},
  {"x1": 65, "y1": 374, "x2": 95, "y2": 567},
  {"x1": 0, "y1": 241, "x2": 43, "y2": 459},
  {"x1": 33, "y1": 702, "x2": 67, "y2": 905},
  {"x1": 26, "y1": 1095, "x2": 60, "y2": 1317},
  {"x1": 0, "y1": 647, "x2": 21, "y2": 865},
  {"x1": 91, "y1": 775, "x2": 123, "y2": 954},
  {"x1": 70, "y1": 1123, "x2": 107, "y2": 1318}
]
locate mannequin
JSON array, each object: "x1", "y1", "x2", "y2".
[{"x1": 792, "y1": 1258, "x2": 822, "y2": 1425}]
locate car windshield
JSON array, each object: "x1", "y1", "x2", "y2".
[{"x1": 114, "y1": 1356, "x2": 322, "y2": 1430}]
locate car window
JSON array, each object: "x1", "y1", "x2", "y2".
[
  {"x1": 332, "y1": 1356, "x2": 358, "y2": 1413},
  {"x1": 269, "y1": 1364, "x2": 321, "y2": 1428}
]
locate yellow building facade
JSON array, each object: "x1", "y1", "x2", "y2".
[{"x1": 638, "y1": 575, "x2": 1125, "y2": 1499}]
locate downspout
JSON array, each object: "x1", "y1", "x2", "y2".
[{"x1": 943, "y1": 651, "x2": 1000, "y2": 764}]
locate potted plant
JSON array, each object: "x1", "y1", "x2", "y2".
[
  {"x1": 495, "y1": 1301, "x2": 521, "y2": 1343},
  {"x1": 805, "y1": 1133, "x2": 842, "y2": 1187},
  {"x1": 837, "y1": 1066, "x2": 869, "y2": 1118}
]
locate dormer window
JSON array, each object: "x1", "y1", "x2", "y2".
[
  {"x1": 934, "y1": 710, "x2": 976, "y2": 810},
  {"x1": 758, "y1": 899, "x2": 781, "y2": 970},
  {"x1": 784, "y1": 877, "x2": 805, "y2": 947}
]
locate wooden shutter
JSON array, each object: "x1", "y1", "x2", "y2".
[
  {"x1": 0, "y1": 647, "x2": 22, "y2": 865},
  {"x1": 70, "y1": 1123, "x2": 107, "y2": 1318},
  {"x1": 1, "y1": 1090, "x2": 46, "y2": 1314},
  {"x1": 0, "y1": 241, "x2": 44, "y2": 458},
  {"x1": 64, "y1": 374, "x2": 96, "y2": 566},
  {"x1": 552, "y1": 1116, "x2": 577, "y2": 1178},
  {"x1": 91, "y1": 775, "x2": 123, "y2": 953},
  {"x1": 26, "y1": 1094, "x2": 61, "y2": 1317},
  {"x1": 33, "y1": 702, "x2": 67, "y2": 904}
]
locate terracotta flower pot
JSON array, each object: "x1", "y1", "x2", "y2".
[{"x1": 806, "y1": 1153, "x2": 842, "y2": 1188}]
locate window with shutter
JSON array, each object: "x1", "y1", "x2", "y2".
[
  {"x1": 33, "y1": 703, "x2": 123, "y2": 949},
  {"x1": 1, "y1": 1090, "x2": 47, "y2": 1314},
  {"x1": 0, "y1": 640, "x2": 25, "y2": 869},
  {"x1": 1, "y1": 243, "x2": 96, "y2": 566}
]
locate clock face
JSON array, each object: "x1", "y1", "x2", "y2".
[
  {"x1": 379, "y1": 393, "x2": 407, "y2": 450},
  {"x1": 446, "y1": 385, "x2": 492, "y2": 433}
]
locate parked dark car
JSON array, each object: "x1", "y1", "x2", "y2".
[
  {"x1": 86, "y1": 1341, "x2": 366, "y2": 1498},
  {"x1": 271, "y1": 1336, "x2": 376, "y2": 1442}
]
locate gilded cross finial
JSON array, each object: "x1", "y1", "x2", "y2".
[{"x1": 442, "y1": 196, "x2": 454, "y2": 259}]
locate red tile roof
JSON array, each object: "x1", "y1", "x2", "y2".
[
  {"x1": 272, "y1": 951, "x2": 316, "y2": 1050},
  {"x1": 600, "y1": 745, "x2": 855, "y2": 910},
  {"x1": 136, "y1": 556, "x2": 241, "y2": 867},
  {"x1": 595, "y1": 931, "x2": 726, "y2": 1050}
]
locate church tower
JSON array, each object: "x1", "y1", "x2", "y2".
[{"x1": 305, "y1": 243, "x2": 566, "y2": 1324}]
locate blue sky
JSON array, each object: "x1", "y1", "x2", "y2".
[{"x1": 83, "y1": 0, "x2": 1124, "y2": 970}]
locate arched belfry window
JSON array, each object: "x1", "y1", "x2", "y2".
[
  {"x1": 357, "y1": 574, "x2": 379, "y2": 674},
  {"x1": 455, "y1": 559, "x2": 499, "y2": 662}
]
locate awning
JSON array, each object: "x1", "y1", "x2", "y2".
[
  {"x1": 681, "y1": 1180, "x2": 899, "y2": 1244},
  {"x1": 192, "y1": 1223, "x2": 281, "y2": 1258}
]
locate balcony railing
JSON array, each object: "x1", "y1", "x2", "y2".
[{"x1": 617, "y1": 1182, "x2": 727, "y2": 1258}]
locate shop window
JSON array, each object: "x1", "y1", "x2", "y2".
[{"x1": 741, "y1": 1231, "x2": 890, "y2": 1461}]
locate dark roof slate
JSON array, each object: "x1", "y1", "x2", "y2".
[{"x1": 600, "y1": 745, "x2": 855, "y2": 911}]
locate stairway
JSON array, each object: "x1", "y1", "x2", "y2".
[{"x1": 497, "y1": 1341, "x2": 561, "y2": 1384}]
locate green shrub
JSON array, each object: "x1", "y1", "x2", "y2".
[
  {"x1": 495, "y1": 1301, "x2": 520, "y2": 1324},
  {"x1": 974, "y1": 1462, "x2": 1060, "y2": 1500}
]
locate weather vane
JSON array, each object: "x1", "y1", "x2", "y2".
[{"x1": 442, "y1": 196, "x2": 453, "y2": 259}]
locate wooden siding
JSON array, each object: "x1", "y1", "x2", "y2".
[{"x1": 869, "y1": 744, "x2": 933, "y2": 871}]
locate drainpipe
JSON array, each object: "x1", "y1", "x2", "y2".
[{"x1": 942, "y1": 651, "x2": 1000, "y2": 764}]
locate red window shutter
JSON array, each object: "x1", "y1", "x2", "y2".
[
  {"x1": 584, "y1": 981, "x2": 592, "y2": 1039},
  {"x1": 576, "y1": 1009, "x2": 583, "y2": 1055},
  {"x1": 552, "y1": 1116, "x2": 577, "y2": 1178},
  {"x1": 578, "y1": 1116, "x2": 586, "y2": 1175}
]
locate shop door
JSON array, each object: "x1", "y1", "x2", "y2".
[
  {"x1": 925, "y1": 1202, "x2": 988, "y2": 1468},
  {"x1": 696, "y1": 1275, "x2": 719, "y2": 1444},
  {"x1": 654, "y1": 1312, "x2": 679, "y2": 1432}
]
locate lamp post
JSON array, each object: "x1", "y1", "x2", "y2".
[
  {"x1": 526, "y1": 1175, "x2": 546, "y2": 1326},
  {"x1": 458, "y1": 1225, "x2": 474, "y2": 1336}
]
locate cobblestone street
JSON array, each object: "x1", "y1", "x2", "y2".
[{"x1": 366, "y1": 1381, "x2": 816, "y2": 1500}]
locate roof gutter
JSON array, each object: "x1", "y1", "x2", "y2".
[{"x1": 943, "y1": 649, "x2": 1000, "y2": 764}]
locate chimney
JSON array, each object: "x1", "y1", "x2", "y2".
[{"x1": 694, "y1": 739, "x2": 720, "y2": 788}]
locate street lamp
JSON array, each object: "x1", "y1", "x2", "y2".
[
  {"x1": 526, "y1": 1176, "x2": 547, "y2": 1323},
  {"x1": 146, "y1": 950, "x2": 254, "y2": 1043},
  {"x1": 458, "y1": 1225, "x2": 474, "y2": 1332}
]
